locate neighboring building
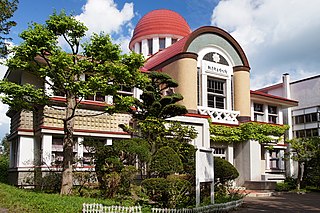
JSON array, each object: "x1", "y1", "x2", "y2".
[
  {"x1": 256, "y1": 74, "x2": 320, "y2": 177},
  {"x1": 5, "y1": 9, "x2": 298, "y2": 203}
]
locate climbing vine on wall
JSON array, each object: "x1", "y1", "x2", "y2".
[{"x1": 210, "y1": 122, "x2": 289, "y2": 144}]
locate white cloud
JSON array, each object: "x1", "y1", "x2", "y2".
[
  {"x1": 76, "y1": 0, "x2": 134, "y2": 36},
  {"x1": 211, "y1": 0, "x2": 320, "y2": 89},
  {"x1": 58, "y1": 0, "x2": 135, "y2": 53}
]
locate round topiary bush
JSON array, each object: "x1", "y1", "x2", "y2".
[
  {"x1": 150, "y1": 146, "x2": 183, "y2": 177},
  {"x1": 214, "y1": 157, "x2": 239, "y2": 184}
]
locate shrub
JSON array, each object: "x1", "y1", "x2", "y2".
[
  {"x1": 275, "y1": 177, "x2": 297, "y2": 191},
  {"x1": 39, "y1": 172, "x2": 62, "y2": 193},
  {"x1": 142, "y1": 176, "x2": 192, "y2": 208},
  {"x1": 102, "y1": 171, "x2": 121, "y2": 198},
  {"x1": 118, "y1": 166, "x2": 138, "y2": 198},
  {"x1": 150, "y1": 146, "x2": 183, "y2": 177},
  {"x1": 167, "y1": 175, "x2": 192, "y2": 208},
  {"x1": 141, "y1": 178, "x2": 168, "y2": 207},
  {"x1": 214, "y1": 157, "x2": 239, "y2": 185}
]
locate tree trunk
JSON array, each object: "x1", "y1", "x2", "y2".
[
  {"x1": 297, "y1": 161, "x2": 304, "y2": 191},
  {"x1": 60, "y1": 93, "x2": 76, "y2": 195}
]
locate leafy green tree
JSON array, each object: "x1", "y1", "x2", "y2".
[
  {"x1": 0, "y1": 0, "x2": 18, "y2": 57},
  {"x1": 288, "y1": 137, "x2": 320, "y2": 190},
  {"x1": 0, "y1": 11, "x2": 146, "y2": 194}
]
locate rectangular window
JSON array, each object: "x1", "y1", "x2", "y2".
[
  {"x1": 295, "y1": 115, "x2": 305, "y2": 124},
  {"x1": 254, "y1": 103, "x2": 264, "y2": 112},
  {"x1": 159, "y1": 38, "x2": 165, "y2": 50},
  {"x1": 296, "y1": 130, "x2": 306, "y2": 138},
  {"x1": 268, "y1": 105, "x2": 278, "y2": 124},
  {"x1": 254, "y1": 103, "x2": 264, "y2": 122},
  {"x1": 172, "y1": 38, "x2": 177, "y2": 44},
  {"x1": 148, "y1": 39, "x2": 153, "y2": 55},
  {"x1": 207, "y1": 78, "x2": 225, "y2": 109},
  {"x1": 305, "y1": 113, "x2": 318, "y2": 123}
]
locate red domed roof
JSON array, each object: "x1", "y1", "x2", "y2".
[{"x1": 129, "y1": 9, "x2": 191, "y2": 49}]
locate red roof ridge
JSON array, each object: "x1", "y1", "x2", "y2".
[{"x1": 250, "y1": 90, "x2": 298, "y2": 104}]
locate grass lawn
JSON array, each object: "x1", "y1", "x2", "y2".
[{"x1": 0, "y1": 183, "x2": 145, "y2": 212}]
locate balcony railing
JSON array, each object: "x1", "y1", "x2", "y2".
[{"x1": 198, "y1": 106, "x2": 240, "y2": 125}]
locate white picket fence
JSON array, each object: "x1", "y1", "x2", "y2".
[
  {"x1": 83, "y1": 199, "x2": 243, "y2": 213},
  {"x1": 82, "y1": 203, "x2": 142, "y2": 213},
  {"x1": 151, "y1": 199, "x2": 243, "y2": 213}
]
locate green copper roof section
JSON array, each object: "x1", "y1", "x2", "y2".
[{"x1": 186, "y1": 33, "x2": 244, "y2": 66}]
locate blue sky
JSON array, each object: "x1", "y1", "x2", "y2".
[
  {"x1": 1, "y1": 0, "x2": 320, "y2": 139},
  {"x1": 11, "y1": 0, "x2": 218, "y2": 44}
]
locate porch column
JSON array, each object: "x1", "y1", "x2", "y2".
[{"x1": 233, "y1": 66, "x2": 251, "y2": 122}]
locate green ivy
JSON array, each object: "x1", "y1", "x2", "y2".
[{"x1": 210, "y1": 122, "x2": 289, "y2": 144}]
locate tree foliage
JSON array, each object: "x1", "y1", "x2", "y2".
[
  {"x1": 288, "y1": 137, "x2": 320, "y2": 190},
  {"x1": 129, "y1": 71, "x2": 187, "y2": 120},
  {"x1": 210, "y1": 122, "x2": 289, "y2": 144},
  {"x1": 150, "y1": 146, "x2": 183, "y2": 178},
  {"x1": 0, "y1": 0, "x2": 18, "y2": 57},
  {"x1": 0, "y1": 11, "x2": 147, "y2": 194}
]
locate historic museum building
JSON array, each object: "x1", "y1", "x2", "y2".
[{"x1": 5, "y1": 9, "x2": 299, "y2": 203}]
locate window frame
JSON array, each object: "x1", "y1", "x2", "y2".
[{"x1": 207, "y1": 77, "x2": 226, "y2": 109}]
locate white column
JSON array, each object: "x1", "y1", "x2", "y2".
[
  {"x1": 226, "y1": 78, "x2": 232, "y2": 110},
  {"x1": 250, "y1": 102, "x2": 254, "y2": 120},
  {"x1": 227, "y1": 144, "x2": 234, "y2": 165},
  {"x1": 18, "y1": 136, "x2": 34, "y2": 167},
  {"x1": 278, "y1": 107, "x2": 283, "y2": 124},
  {"x1": 45, "y1": 77, "x2": 53, "y2": 96},
  {"x1": 77, "y1": 137, "x2": 84, "y2": 159},
  {"x1": 265, "y1": 149, "x2": 270, "y2": 170},
  {"x1": 141, "y1": 39, "x2": 148, "y2": 58},
  {"x1": 133, "y1": 88, "x2": 143, "y2": 100},
  {"x1": 264, "y1": 104, "x2": 268, "y2": 122},
  {"x1": 211, "y1": 181, "x2": 215, "y2": 204},
  {"x1": 202, "y1": 74, "x2": 208, "y2": 107},
  {"x1": 196, "y1": 178, "x2": 200, "y2": 206},
  {"x1": 77, "y1": 137, "x2": 84, "y2": 166},
  {"x1": 279, "y1": 150, "x2": 285, "y2": 170},
  {"x1": 153, "y1": 37, "x2": 159, "y2": 54},
  {"x1": 249, "y1": 140, "x2": 261, "y2": 180},
  {"x1": 42, "y1": 134, "x2": 52, "y2": 167},
  {"x1": 106, "y1": 138, "x2": 112, "y2": 146},
  {"x1": 165, "y1": 37, "x2": 172, "y2": 48},
  {"x1": 134, "y1": 42, "x2": 140, "y2": 54}
]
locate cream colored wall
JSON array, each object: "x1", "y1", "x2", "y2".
[
  {"x1": 162, "y1": 58, "x2": 198, "y2": 111},
  {"x1": 15, "y1": 107, "x2": 131, "y2": 133},
  {"x1": 233, "y1": 70, "x2": 251, "y2": 118}
]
